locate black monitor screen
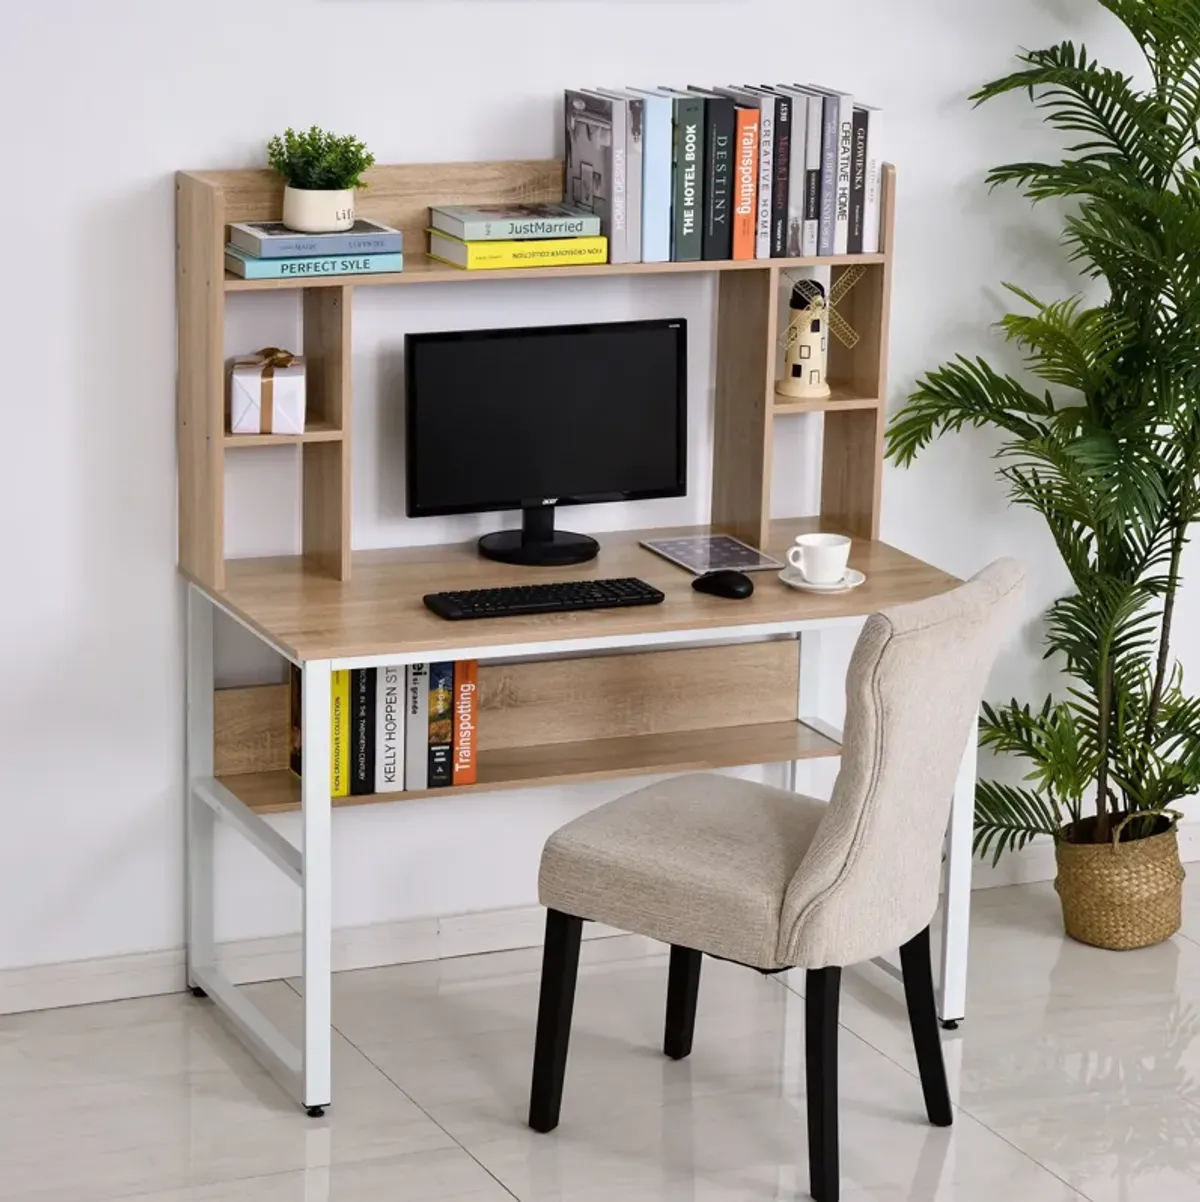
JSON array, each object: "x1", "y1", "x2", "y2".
[{"x1": 406, "y1": 319, "x2": 687, "y2": 517}]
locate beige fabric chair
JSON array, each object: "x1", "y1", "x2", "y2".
[{"x1": 527, "y1": 560, "x2": 1025, "y2": 1202}]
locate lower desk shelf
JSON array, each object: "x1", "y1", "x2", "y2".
[{"x1": 221, "y1": 720, "x2": 842, "y2": 816}]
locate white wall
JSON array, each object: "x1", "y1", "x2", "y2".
[{"x1": 0, "y1": 0, "x2": 1157, "y2": 974}]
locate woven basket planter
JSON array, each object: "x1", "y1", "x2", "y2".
[{"x1": 1055, "y1": 814, "x2": 1185, "y2": 950}]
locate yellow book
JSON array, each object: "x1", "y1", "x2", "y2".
[
  {"x1": 427, "y1": 230, "x2": 608, "y2": 270},
  {"x1": 330, "y1": 669, "x2": 350, "y2": 799}
]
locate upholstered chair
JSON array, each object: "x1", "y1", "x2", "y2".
[{"x1": 527, "y1": 560, "x2": 1024, "y2": 1202}]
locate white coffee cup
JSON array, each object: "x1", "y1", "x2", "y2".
[{"x1": 788, "y1": 533, "x2": 852, "y2": 585}]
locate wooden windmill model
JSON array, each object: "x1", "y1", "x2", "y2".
[{"x1": 777, "y1": 266, "x2": 866, "y2": 400}]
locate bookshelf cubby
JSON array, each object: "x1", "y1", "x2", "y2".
[
  {"x1": 177, "y1": 158, "x2": 896, "y2": 592},
  {"x1": 211, "y1": 640, "x2": 843, "y2": 815}
]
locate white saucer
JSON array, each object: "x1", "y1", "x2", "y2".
[{"x1": 779, "y1": 567, "x2": 866, "y2": 594}]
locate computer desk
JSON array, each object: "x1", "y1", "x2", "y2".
[{"x1": 184, "y1": 517, "x2": 972, "y2": 1115}]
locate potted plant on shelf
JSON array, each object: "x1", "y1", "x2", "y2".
[
  {"x1": 887, "y1": 0, "x2": 1200, "y2": 950},
  {"x1": 267, "y1": 126, "x2": 376, "y2": 234}
]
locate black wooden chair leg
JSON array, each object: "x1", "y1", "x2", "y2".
[
  {"x1": 899, "y1": 926, "x2": 953, "y2": 1128},
  {"x1": 528, "y1": 909, "x2": 583, "y2": 1133},
  {"x1": 805, "y1": 965, "x2": 842, "y2": 1202},
  {"x1": 664, "y1": 946, "x2": 702, "y2": 1060}
]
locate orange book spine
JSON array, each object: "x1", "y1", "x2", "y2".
[
  {"x1": 733, "y1": 108, "x2": 760, "y2": 261},
  {"x1": 453, "y1": 661, "x2": 479, "y2": 786}
]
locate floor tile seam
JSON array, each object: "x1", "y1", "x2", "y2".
[{"x1": 280, "y1": 977, "x2": 523, "y2": 1202}]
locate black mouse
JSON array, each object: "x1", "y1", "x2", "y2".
[{"x1": 692, "y1": 570, "x2": 755, "y2": 600}]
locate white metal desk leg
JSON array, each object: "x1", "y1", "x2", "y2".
[
  {"x1": 938, "y1": 717, "x2": 978, "y2": 1028},
  {"x1": 186, "y1": 587, "x2": 215, "y2": 991},
  {"x1": 301, "y1": 660, "x2": 333, "y2": 1114}
]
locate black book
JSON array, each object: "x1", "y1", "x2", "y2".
[
  {"x1": 689, "y1": 89, "x2": 735, "y2": 260},
  {"x1": 848, "y1": 107, "x2": 870, "y2": 254},
  {"x1": 660, "y1": 89, "x2": 705, "y2": 261},
  {"x1": 427, "y1": 661, "x2": 454, "y2": 787},
  {"x1": 349, "y1": 668, "x2": 376, "y2": 796},
  {"x1": 768, "y1": 91, "x2": 792, "y2": 257}
]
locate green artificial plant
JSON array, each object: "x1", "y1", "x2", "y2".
[
  {"x1": 886, "y1": 0, "x2": 1200, "y2": 860},
  {"x1": 267, "y1": 126, "x2": 375, "y2": 191}
]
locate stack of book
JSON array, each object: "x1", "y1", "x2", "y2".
[
  {"x1": 427, "y1": 203, "x2": 607, "y2": 271},
  {"x1": 292, "y1": 661, "x2": 479, "y2": 797},
  {"x1": 564, "y1": 85, "x2": 882, "y2": 264},
  {"x1": 225, "y1": 219, "x2": 404, "y2": 280}
]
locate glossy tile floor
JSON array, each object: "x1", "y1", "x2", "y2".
[{"x1": 4, "y1": 879, "x2": 1200, "y2": 1202}]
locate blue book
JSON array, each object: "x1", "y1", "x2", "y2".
[
  {"x1": 631, "y1": 89, "x2": 673, "y2": 263},
  {"x1": 225, "y1": 245, "x2": 403, "y2": 280},
  {"x1": 228, "y1": 219, "x2": 403, "y2": 259}
]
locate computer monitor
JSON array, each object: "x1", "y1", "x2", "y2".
[{"x1": 405, "y1": 318, "x2": 688, "y2": 566}]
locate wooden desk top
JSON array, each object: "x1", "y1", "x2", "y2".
[{"x1": 194, "y1": 519, "x2": 960, "y2": 663}]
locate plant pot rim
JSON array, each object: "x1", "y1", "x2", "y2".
[
  {"x1": 1057, "y1": 811, "x2": 1176, "y2": 847},
  {"x1": 283, "y1": 184, "x2": 356, "y2": 194}
]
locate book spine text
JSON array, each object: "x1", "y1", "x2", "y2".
[
  {"x1": 732, "y1": 107, "x2": 760, "y2": 261},
  {"x1": 375, "y1": 665, "x2": 405, "y2": 794},
  {"x1": 330, "y1": 670, "x2": 350, "y2": 800},
  {"x1": 755, "y1": 96, "x2": 774, "y2": 259},
  {"x1": 427, "y1": 663, "x2": 454, "y2": 788},
  {"x1": 818, "y1": 96, "x2": 840, "y2": 256},
  {"x1": 770, "y1": 93, "x2": 791, "y2": 257},
  {"x1": 802, "y1": 95, "x2": 823, "y2": 257},
  {"x1": 349, "y1": 669, "x2": 376, "y2": 796},
  {"x1": 453, "y1": 662, "x2": 479, "y2": 786},
  {"x1": 701, "y1": 96, "x2": 735, "y2": 261},
  {"x1": 672, "y1": 94, "x2": 705, "y2": 262},
  {"x1": 848, "y1": 108, "x2": 869, "y2": 255},
  {"x1": 405, "y1": 665, "x2": 429, "y2": 791}
]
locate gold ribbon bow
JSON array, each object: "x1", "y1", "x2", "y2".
[{"x1": 253, "y1": 346, "x2": 295, "y2": 433}]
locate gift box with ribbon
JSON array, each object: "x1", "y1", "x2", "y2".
[{"x1": 228, "y1": 347, "x2": 307, "y2": 435}]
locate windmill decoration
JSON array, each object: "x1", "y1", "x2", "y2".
[{"x1": 776, "y1": 266, "x2": 866, "y2": 400}]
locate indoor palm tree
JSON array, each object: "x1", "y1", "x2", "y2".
[{"x1": 886, "y1": 0, "x2": 1200, "y2": 946}]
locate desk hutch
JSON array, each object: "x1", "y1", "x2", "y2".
[{"x1": 176, "y1": 159, "x2": 975, "y2": 1115}]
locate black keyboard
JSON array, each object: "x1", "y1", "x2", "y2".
[{"x1": 424, "y1": 577, "x2": 666, "y2": 621}]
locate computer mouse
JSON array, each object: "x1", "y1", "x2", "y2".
[{"x1": 692, "y1": 570, "x2": 755, "y2": 600}]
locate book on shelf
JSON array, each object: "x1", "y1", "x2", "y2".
[
  {"x1": 771, "y1": 86, "x2": 811, "y2": 258},
  {"x1": 860, "y1": 105, "x2": 883, "y2": 254},
  {"x1": 427, "y1": 663, "x2": 454, "y2": 788},
  {"x1": 427, "y1": 231, "x2": 607, "y2": 270},
  {"x1": 659, "y1": 88, "x2": 705, "y2": 262},
  {"x1": 375, "y1": 664, "x2": 405, "y2": 794},
  {"x1": 330, "y1": 670, "x2": 350, "y2": 799},
  {"x1": 228, "y1": 219, "x2": 403, "y2": 259},
  {"x1": 565, "y1": 90, "x2": 625, "y2": 263},
  {"x1": 806, "y1": 84, "x2": 854, "y2": 256},
  {"x1": 731, "y1": 103, "x2": 760, "y2": 261},
  {"x1": 429, "y1": 203, "x2": 600, "y2": 242},
  {"x1": 349, "y1": 669, "x2": 376, "y2": 797},
  {"x1": 796, "y1": 89, "x2": 824, "y2": 256},
  {"x1": 453, "y1": 661, "x2": 479, "y2": 787},
  {"x1": 593, "y1": 89, "x2": 644, "y2": 264},
  {"x1": 715, "y1": 87, "x2": 773, "y2": 259},
  {"x1": 687, "y1": 88, "x2": 735, "y2": 262},
  {"x1": 225, "y1": 246, "x2": 403, "y2": 280},
  {"x1": 405, "y1": 664, "x2": 430, "y2": 791},
  {"x1": 762, "y1": 88, "x2": 792, "y2": 257},
  {"x1": 629, "y1": 89, "x2": 673, "y2": 263},
  {"x1": 848, "y1": 107, "x2": 869, "y2": 255}
]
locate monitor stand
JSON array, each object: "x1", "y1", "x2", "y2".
[{"x1": 478, "y1": 504, "x2": 599, "y2": 567}]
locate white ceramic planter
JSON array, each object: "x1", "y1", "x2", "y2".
[{"x1": 282, "y1": 186, "x2": 356, "y2": 233}]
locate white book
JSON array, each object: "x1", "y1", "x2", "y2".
[
  {"x1": 861, "y1": 105, "x2": 883, "y2": 254},
  {"x1": 780, "y1": 85, "x2": 825, "y2": 257},
  {"x1": 405, "y1": 664, "x2": 429, "y2": 791},
  {"x1": 808, "y1": 84, "x2": 855, "y2": 256},
  {"x1": 374, "y1": 665, "x2": 405, "y2": 793}
]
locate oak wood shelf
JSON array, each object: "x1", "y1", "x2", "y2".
[
  {"x1": 773, "y1": 386, "x2": 881, "y2": 415},
  {"x1": 177, "y1": 156, "x2": 895, "y2": 592},
  {"x1": 220, "y1": 720, "x2": 843, "y2": 815},
  {"x1": 224, "y1": 418, "x2": 343, "y2": 448},
  {"x1": 222, "y1": 251, "x2": 889, "y2": 293}
]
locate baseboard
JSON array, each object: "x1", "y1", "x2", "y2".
[
  {"x1": 6, "y1": 821, "x2": 1198, "y2": 1015},
  {"x1": 0, "y1": 907, "x2": 623, "y2": 1017}
]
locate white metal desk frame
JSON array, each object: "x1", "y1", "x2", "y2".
[{"x1": 185, "y1": 583, "x2": 976, "y2": 1115}]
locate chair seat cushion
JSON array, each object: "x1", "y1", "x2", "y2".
[{"x1": 539, "y1": 773, "x2": 828, "y2": 970}]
